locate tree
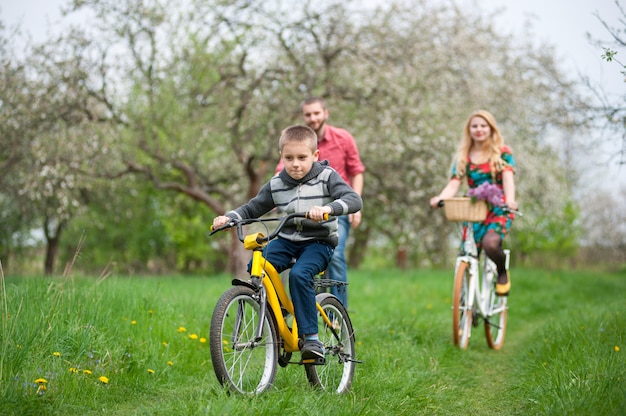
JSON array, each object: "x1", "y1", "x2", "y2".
[
  {"x1": 0, "y1": 25, "x2": 38, "y2": 267},
  {"x1": 47, "y1": 0, "x2": 586, "y2": 273},
  {"x1": 0, "y1": 0, "x2": 587, "y2": 275},
  {"x1": 0, "y1": 21, "x2": 117, "y2": 275},
  {"x1": 57, "y1": 0, "x2": 326, "y2": 275},
  {"x1": 592, "y1": 0, "x2": 626, "y2": 166},
  {"x1": 269, "y1": 0, "x2": 584, "y2": 266},
  {"x1": 579, "y1": 184, "x2": 626, "y2": 266}
]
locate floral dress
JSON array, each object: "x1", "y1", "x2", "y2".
[{"x1": 451, "y1": 145, "x2": 516, "y2": 245}]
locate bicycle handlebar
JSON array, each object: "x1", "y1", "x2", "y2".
[{"x1": 209, "y1": 212, "x2": 330, "y2": 243}]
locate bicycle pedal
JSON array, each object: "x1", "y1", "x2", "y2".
[{"x1": 301, "y1": 357, "x2": 326, "y2": 365}]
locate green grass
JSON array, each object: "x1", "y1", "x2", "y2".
[{"x1": 1, "y1": 268, "x2": 624, "y2": 415}]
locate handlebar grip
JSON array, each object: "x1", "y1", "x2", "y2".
[
  {"x1": 305, "y1": 212, "x2": 330, "y2": 221},
  {"x1": 437, "y1": 200, "x2": 444, "y2": 208}
]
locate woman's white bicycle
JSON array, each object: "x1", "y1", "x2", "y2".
[{"x1": 440, "y1": 198, "x2": 520, "y2": 350}]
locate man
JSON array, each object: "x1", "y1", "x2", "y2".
[{"x1": 276, "y1": 97, "x2": 365, "y2": 308}]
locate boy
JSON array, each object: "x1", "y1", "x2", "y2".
[{"x1": 212, "y1": 125, "x2": 362, "y2": 361}]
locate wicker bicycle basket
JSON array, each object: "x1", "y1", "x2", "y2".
[{"x1": 443, "y1": 197, "x2": 488, "y2": 222}]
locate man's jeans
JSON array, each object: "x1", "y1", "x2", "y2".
[{"x1": 327, "y1": 216, "x2": 350, "y2": 308}]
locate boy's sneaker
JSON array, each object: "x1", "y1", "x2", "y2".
[{"x1": 301, "y1": 340, "x2": 325, "y2": 365}]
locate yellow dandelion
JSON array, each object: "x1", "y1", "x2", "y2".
[
  {"x1": 200, "y1": 337, "x2": 207, "y2": 344},
  {"x1": 189, "y1": 333, "x2": 198, "y2": 340},
  {"x1": 162, "y1": 341, "x2": 169, "y2": 347},
  {"x1": 177, "y1": 326, "x2": 187, "y2": 333},
  {"x1": 147, "y1": 369, "x2": 155, "y2": 374},
  {"x1": 34, "y1": 378, "x2": 47, "y2": 384},
  {"x1": 167, "y1": 361, "x2": 174, "y2": 366},
  {"x1": 99, "y1": 376, "x2": 109, "y2": 384},
  {"x1": 69, "y1": 367, "x2": 78, "y2": 373},
  {"x1": 148, "y1": 309, "x2": 153, "y2": 315},
  {"x1": 83, "y1": 369, "x2": 92, "y2": 375},
  {"x1": 131, "y1": 320, "x2": 137, "y2": 325},
  {"x1": 53, "y1": 351, "x2": 61, "y2": 357},
  {"x1": 615, "y1": 345, "x2": 620, "y2": 352},
  {"x1": 37, "y1": 384, "x2": 47, "y2": 393},
  {"x1": 222, "y1": 339, "x2": 228, "y2": 345}
]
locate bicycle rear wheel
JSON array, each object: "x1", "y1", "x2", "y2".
[
  {"x1": 209, "y1": 286, "x2": 278, "y2": 394},
  {"x1": 484, "y1": 288, "x2": 507, "y2": 349},
  {"x1": 452, "y1": 261, "x2": 472, "y2": 349},
  {"x1": 305, "y1": 293, "x2": 355, "y2": 393}
]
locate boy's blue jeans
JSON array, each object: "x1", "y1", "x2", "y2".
[
  {"x1": 327, "y1": 216, "x2": 350, "y2": 307},
  {"x1": 261, "y1": 238, "x2": 333, "y2": 337}
]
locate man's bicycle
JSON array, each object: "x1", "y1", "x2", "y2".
[
  {"x1": 208, "y1": 212, "x2": 358, "y2": 394},
  {"x1": 440, "y1": 198, "x2": 519, "y2": 350}
]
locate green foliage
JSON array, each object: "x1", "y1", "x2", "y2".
[
  {"x1": 59, "y1": 180, "x2": 170, "y2": 275},
  {"x1": 1, "y1": 0, "x2": 598, "y2": 274},
  {"x1": 601, "y1": 46, "x2": 626, "y2": 80},
  {"x1": 512, "y1": 200, "x2": 581, "y2": 258},
  {"x1": 159, "y1": 195, "x2": 221, "y2": 274},
  {"x1": 1, "y1": 268, "x2": 624, "y2": 414}
]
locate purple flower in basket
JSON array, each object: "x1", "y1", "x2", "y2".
[{"x1": 467, "y1": 183, "x2": 504, "y2": 207}]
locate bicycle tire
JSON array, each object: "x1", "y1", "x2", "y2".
[
  {"x1": 452, "y1": 261, "x2": 472, "y2": 349},
  {"x1": 305, "y1": 293, "x2": 355, "y2": 393},
  {"x1": 209, "y1": 286, "x2": 278, "y2": 394},
  {"x1": 484, "y1": 288, "x2": 507, "y2": 350}
]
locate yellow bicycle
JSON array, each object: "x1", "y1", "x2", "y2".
[{"x1": 209, "y1": 212, "x2": 358, "y2": 394}]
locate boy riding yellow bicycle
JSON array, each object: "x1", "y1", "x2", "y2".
[{"x1": 212, "y1": 124, "x2": 362, "y2": 362}]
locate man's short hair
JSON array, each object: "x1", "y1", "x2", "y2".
[{"x1": 300, "y1": 96, "x2": 326, "y2": 111}]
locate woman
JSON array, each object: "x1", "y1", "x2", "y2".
[{"x1": 430, "y1": 110, "x2": 518, "y2": 296}]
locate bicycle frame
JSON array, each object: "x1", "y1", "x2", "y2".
[
  {"x1": 456, "y1": 224, "x2": 508, "y2": 321},
  {"x1": 247, "y1": 237, "x2": 339, "y2": 354},
  {"x1": 443, "y1": 199, "x2": 518, "y2": 349}
]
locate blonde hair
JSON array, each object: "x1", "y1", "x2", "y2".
[
  {"x1": 454, "y1": 110, "x2": 505, "y2": 179},
  {"x1": 278, "y1": 125, "x2": 318, "y2": 152}
]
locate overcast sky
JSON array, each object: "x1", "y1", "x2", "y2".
[{"x1": 466, "y1": 0, "x2": 624, "y2": 96}]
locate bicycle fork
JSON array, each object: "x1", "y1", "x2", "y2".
[
  {"x1": 254, "y1": 286, "x2": 268, "y2": 342},
  {"x1": 228, "y1": 288, "x2": 268, "y2": 351}
]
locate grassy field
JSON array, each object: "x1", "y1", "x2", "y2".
[{"x1": 1, "y1": 267, "x2": 624, "y2": 415}]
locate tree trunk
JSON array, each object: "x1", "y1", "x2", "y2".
[
  {"x1": 348, "y1": 226, "x2": 370, "y2": 269},
  {"x1": 396, "y1": 246, "x2": 408, "y2": 270},
  {"x1": 45, "y1": 235, "x2": 60, "y2": 275},
  {"x1": 43, "y1": 217, "x2": 66, "y2": 276}
]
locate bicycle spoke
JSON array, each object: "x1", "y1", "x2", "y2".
[
  {"x1": 305, "y1": 294, "x2": 355, "y2": 393},
  {"x1": 210, "y1": 287, "x2": 278, "y2": 394}
]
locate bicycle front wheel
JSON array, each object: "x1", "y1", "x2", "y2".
[
  {"x1": 305, "y1": 293, "x2": 355, "y2": 393},
  {"x1": 209, "y1": 286, "x2": 278, "y2": 394},
  {"x1": 452, "y1": 261, "x2": 472, "y2": 349},
  {"x1": 484, "y1": 288, "x2": 507, "y2": 350}
]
